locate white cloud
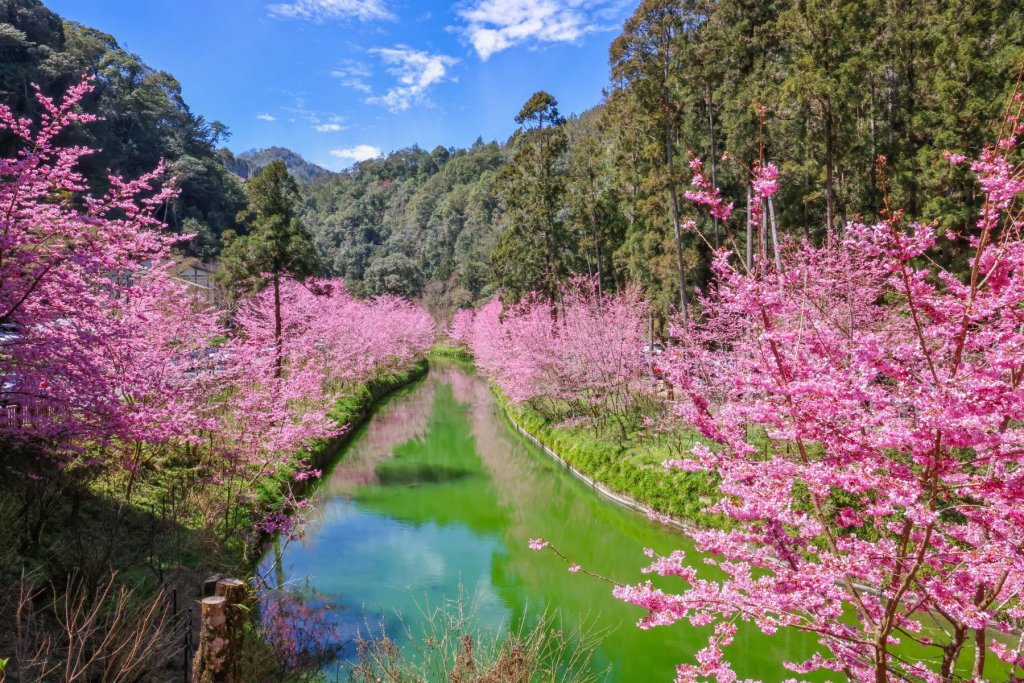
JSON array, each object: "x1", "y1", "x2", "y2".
[
  {"x1": 366, "y1": 46, "x2": 459, "y2": 112},
  {"x1": 279, "y1": 93, "x2": 346, "y2": 130},
  {"x1": 267, "y1": 0, "x2": 394, "y2": 22},
  {"x1": 330, "y1": 60, "x2": 374, "y2": 93},
  {"x1": 256, "y1": 113, "x2": 276, "y2": 121},
  {"x1": 456, "y1": 0, "x2": 621, "y2": 60},
  {"x1": 330, "y1": 145, "x2": 382, "y2": 163}
]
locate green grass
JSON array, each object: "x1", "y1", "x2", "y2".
[
  {"x1": 492, "y1": 389, "x2": 728, "y2": 529},
  {"x1": 428, "y1": 342, "x2": 474, "y2": 362}
]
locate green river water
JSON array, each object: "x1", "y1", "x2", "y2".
[{"x1": 260, "y1": 360, "x2": 991, "y2": 681}]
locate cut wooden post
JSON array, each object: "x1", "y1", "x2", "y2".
[
  {"x1": 216, "y1": 577, "x2": 247, "y2": 679},
  {"x1": 191, "y1": 577, "x2": 248, "y2": 683},
  {"x1": 202, "y1": 574, "x2": 225, "y2": 598},
  {"x1": 192, "y1": 596, "x2": 228, "y2": 683}
]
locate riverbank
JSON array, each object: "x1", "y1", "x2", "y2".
[
  {"x1": 251, "y1": 358, "x2": 430, "y2": 535},
  {"x1": 488, "y1": 378, "x2": 726, "y2": 531},
  {"x1": 432, "y1": 343, "x2": 722, "y2": 529},
  {"x1": 0, "y1": 357, "x2": 430, "y2": 681}
]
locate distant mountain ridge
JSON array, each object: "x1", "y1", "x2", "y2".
[{"x1": 223, "y1": 146, "x2": 331, "y2": 183}]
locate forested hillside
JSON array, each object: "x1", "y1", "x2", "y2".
[
  {"x1": 301, "y1": 140, "x2": 506, "y2": 307},
  {"x1": 0, "y1": 0, "x2": 246, "y2": 257},
  {"x1": 299, "y1": 0, "x2": 1024, "y2": 319},
  {"x1": 2, "y1": 0, "x2": 1021, "y2": 317}
]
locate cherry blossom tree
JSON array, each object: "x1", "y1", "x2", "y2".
[
  {"x1": 0, "y1": 79, "x2": 180, "y2": 449},
  {"x1": 218, "y1": 277, "x2": 434, "y2": 536},
  {"x1": 604, "y1": 91, "x2": 1024, "y2": 681},
  {"x1": 453, "y1": 279, "x2": 649, "y2": 427},
  {"x1": 101, "y1": 266, "x2": 225, "y2": 496},
  {"x1": 0, "y1": 79, "x2": 435, "y2": 543}
]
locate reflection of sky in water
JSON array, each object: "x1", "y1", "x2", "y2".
[{"x1": 272, "y1": 500, "x2": 508, "y2": 653}]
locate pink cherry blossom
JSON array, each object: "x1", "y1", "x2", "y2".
[
  {"x1": 685, "y1": 157, "x2": 733, "y2": 222},
  {"x1": 528, "y1": 538, "x2": 549, "y2": 551},
  {"x1": 617, "y1": 87, "x2": 1024, "y2": 681}
]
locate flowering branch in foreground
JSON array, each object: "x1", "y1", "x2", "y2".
[{"x1": 615, "y1": 88, "x2": 1024, "y2": 682}]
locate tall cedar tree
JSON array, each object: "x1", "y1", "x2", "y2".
[
  {"x1": 493, "y1": 91, "x2": 573, "y2": 304},
  {"x1": 218, "y1": 161, "x2": 319, "y2": 377},
  {"x1": 610, "y1": 0, "x2": 700, "y2": 323}
]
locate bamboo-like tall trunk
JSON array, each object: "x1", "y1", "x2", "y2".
[
  {"x1": 769, "y1": 196, "x2": 782, "y2": 272},
  {"x1": 665, "y1": 113, "x2": 688, "y2": 324}
]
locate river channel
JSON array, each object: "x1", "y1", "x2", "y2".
[{"x1": 260, "y1": 360, "x2": 840, "y2": 681}]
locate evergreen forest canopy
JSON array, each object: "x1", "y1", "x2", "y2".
[
  {"x1": 2, "y1": 0, "x2": 1022, "y2": 316},
  {"x1": 0, "y1": 0, "x2": 248, "y2": 258},
  {"x1": 297, "y1": 0, "x2": 1024, "y2": 318}
]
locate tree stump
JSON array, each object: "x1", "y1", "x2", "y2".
[
  {"x1": 202, "y1": 573, "x2": 225, "y2": 598},
  {"x1": 191, "y1": 577, "x2": 248, "y2": 683},
  {"x1": 216, "y1": 577, "x2": 247, "y2": 672}
]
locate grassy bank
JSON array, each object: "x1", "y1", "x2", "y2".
[
  {"x1": 490, "y1": 383, "x2": 726, "y2": 530},
  {"x1": 427, "y1": 342, "x2": 474, "y2": 362}
]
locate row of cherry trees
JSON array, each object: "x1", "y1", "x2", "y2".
[
  {"x1": 458, "y1": 85, "x2": 1024, "y2": 680},
  {"x1": 0, "y1": 80, "x2": 434, "y2": 540},
  {"x1": 450, "y1": 278, "x2": 651, "y2": 434}
]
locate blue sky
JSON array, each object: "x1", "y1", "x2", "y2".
[{"x1": 46, "y1": 0, "x2": 637, "y2": 171}]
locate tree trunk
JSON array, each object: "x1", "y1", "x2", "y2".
[
  {"x1": 769, "y1": 196, "x2": 782, "y2": 272},
  {"x1": 192, "y1": 597, "x2": 229, "y2": 683},
  {"x1": 665, "y1": 114, "x2": 688, "y2": 324},
  {"x1": 648, "y1": 313, "x2": 655, "y2": 381},
  {"x1": 746, "y1": 185, "x2": 753, "y2": 270},
  {"x1": 760, "y1": 200, "x2": 768, "y2": 263},
  {"x1": 939, "y1": 624, "x2": 966, "y2": 682},
  {"x1": 825, "y1": 104, "x2": 836, "y2": 246},
  {"x1": 706, "y1": 83, "x2": 720, "y2": 249},
  {"x1": 590, "y1": 206, "x2": 604, "y2": 301},
  {"x1": 972, "y1": 627, "x2": 986, "y2": 679},
  {"x1": 874, "y1": 641, "x2": 889, "y2": 683},
  {"x1": 273, "y1": 273, "x2": 283, "y2": 380}
]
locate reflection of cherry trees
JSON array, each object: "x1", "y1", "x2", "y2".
[
  {"x1": 319, "y1": 381, "x2": 435, "y2": 493},
  {"x1": 255, "y1": 587, "x2": 345, "y2": 681}
]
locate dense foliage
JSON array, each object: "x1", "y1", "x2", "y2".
[
  {"x1": 0, "y1": 0, "x2": 247, "y2": 257},
  {"x1": 299, "y1": 0, "x2": 1023, "y2": 320},
  {"x1": 302, "y1": 140, "x2": 505, "y2": 309}
]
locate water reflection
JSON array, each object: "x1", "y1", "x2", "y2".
[
  {"x1": 323, "y1": 380, "x2": 435, "y2": 491},
  {"x1": 261, "y1": 360, "x2": 828, "y2": 682}
]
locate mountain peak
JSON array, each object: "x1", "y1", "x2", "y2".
[{"x1": 224, "y1": 147, "x2": 331, "y2": 183}]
